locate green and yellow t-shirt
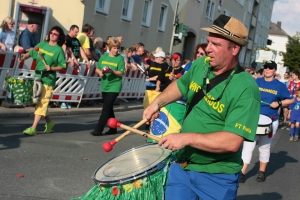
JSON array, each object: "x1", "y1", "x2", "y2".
[
  {"x1": 97, "y1": 53, "x2": 125, "y2": 93},
  {"x1": 175, "y1": 56, "x2": 261, "y2": 174},
  {"x1": 30, "y1": 41, "x2": 66, "y2": 86}
]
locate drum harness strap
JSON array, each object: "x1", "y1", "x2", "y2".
[
  {"x1": 35, "y1": 70, "x2": 55, "y2": 80},
  {"x1": 176, "y1": 65, "x2": 244, "y2": 168}
]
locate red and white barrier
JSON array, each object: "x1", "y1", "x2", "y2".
[
  {"x1": 81, "y1": 65, "x2": 146, "y2": 101},
  {"x1": 0, "y1": 52, "x2": 146, "y2": 106},
  {"x1": 119, "y1": 69, "x2": 146, "y2": 99},
  {"x1": 13, "y1": 58, "x2": 90, "y2": 107},
  {"x1": 81, "y1": 63, "x2": 102, "y2": 100},
  {"x1": 0, "y1": 52, "x2": 19, "y2": 99},
  {"x1": 51, "y1": 62, "x2": 90, "y2": 107}
]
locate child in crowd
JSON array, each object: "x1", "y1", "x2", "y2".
[{"x1": 288, "y1": 87, "x2": 300, "y2": 142}]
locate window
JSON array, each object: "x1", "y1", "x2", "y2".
[
  {"x1": 239, "y1": 0, "x2": 244, "y2": 6},
  {"x1": 248, "y1": 0, "x2": 253, "y2": 13},
  {"x1": 201, "y1": 35, "x2": 207, "y2": 44},
  {"x1": 141, "y1": 0, "x2": 153, "y2": 27},
  {"x1": 158, "y1": 3, "x2": 168, "y2": 32},
  {"x1": 258, "y1": 11, "x2": 262, "y2": 22},
  {"x1": 122, "y1": 0, "x2": 135, "y2": 21},
  {"x1": 95, "y1": 0, "x2": 110, "y2": 15},
  {"x1": 254, "y1": 33, "x2": 258, "y2": 44},
  {"x1": 206, "y1": 0, "x2": 215, "y2": 20},
  {"x1": 223, "y1": 9, "x2": 230, "y2": 16}
]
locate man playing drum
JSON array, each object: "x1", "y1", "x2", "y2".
[{"x1": 144, "y1": 15, "x2": 261, "y2": 199}]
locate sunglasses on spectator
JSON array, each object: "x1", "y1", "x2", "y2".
[
  {"x1": 197, "y1": 51, "x2": 205, "y2": 56},
  {"x1": 50, "y1": 32, "x2": 59, "y2": 36},
  {"x1": 263, "y1": 66, "x2": 275, "y2": 70}
]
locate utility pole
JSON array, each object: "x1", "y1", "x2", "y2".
[{"x1": 169, "y1": 1, "x2": 179, "y2": 54}]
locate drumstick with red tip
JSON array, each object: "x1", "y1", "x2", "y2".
[
  {"x1": 171, "y1": 54, "x2": 179, "y2": 75},
  {"x1": 17, "y1": 49, "x2": 23, "y2": 55},
  {"x1": 34, "y1": 47, "x2": 47, "y2": 66},
  {"x1": 176, "y1": 73, "x2": 182, "y2": 79},
  {"x1": 17, "y1": 49, "x2": 23, "y2": 61},
  {"x1": 107, "y1": 118, "x2": 160, "y2": 141},
  {"x1": 102, "y1": 119, "x2": 148, "y2": 152}
]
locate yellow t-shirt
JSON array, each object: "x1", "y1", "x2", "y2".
[{"x1": 76, "y1": 33, "x2": 90, "y2": 54}]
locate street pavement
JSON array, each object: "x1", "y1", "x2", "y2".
[{"x1": 0, "y1": 100, "x2": 300, "y2": 200}]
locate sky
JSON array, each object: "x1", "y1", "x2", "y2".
[{"x1": 271, "y1": 0, "x2": 299, "y2": 36}]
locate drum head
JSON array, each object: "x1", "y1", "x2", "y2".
[
  {"x1": 93, "y1": 144, "x2": 171, "y2": 186},
  {"x1": 258, "y1": 114, "x2": 272, "y2": 125},
  {"x1": 15, "y1": 76, "x2": 34, "y2": 81}
]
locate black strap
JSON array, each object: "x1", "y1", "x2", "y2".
[
  {"x1": 35, "y1": 70, "x2": 55, "y2": 79},
  {"x1": 185, "y1": 66, "x2": 244, "y2": 117}
]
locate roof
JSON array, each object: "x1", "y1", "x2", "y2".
[{"x1": 269, "y1": 22, "x2": 289, "y2": 37}]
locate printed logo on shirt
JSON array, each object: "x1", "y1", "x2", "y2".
[
  {"x1": 234, "y1": 123, "x2": 252, "y2": 134},
  {"x1": 293, "y1": 103, "x2": 300, "y2": 110},
  {"x1": 165, "y1": 73, "x2": 170, "y2": 77},
  {"x1": 102, "y1": 61, "x2": 118, "y2": 67},
  {"x1": 204, "y1": 93, "x2": 225, "y2": 113},
  {"x1": 189, "y1": 80, "x2": 201, "y2": 92},
  {"x1": 149, "y1": 67, "x2": 162, "y2": 71},
  {"x1": 39, "y1": 48, "x2": 54, "y2": 57},
  {"x1": 258, "y1": 87, "x2": 278, "y2": 95}
]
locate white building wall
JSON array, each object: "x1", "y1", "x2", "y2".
[{"x1": 267, "y1": 34, "x2": 289, "y2": 75}]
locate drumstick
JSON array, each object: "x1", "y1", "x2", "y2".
[
  {"x1": 176, "y1": 73, "x2": 182, "y2": 79},
  {"x1": 261, "y1": 101, "x2": 270, "y2": 105},
  {"x1": 34, "y1": 47, "x2": 47, "y2": 66},
  {"x1": 102, "y1": 119, "x2": 148, "y2": 152},
  {"x1": 171, "y1": 54, "x2": 179, "y2": 75},
  {"x1": 107, "y1": 118, "x2": 160, "y2": 141}
]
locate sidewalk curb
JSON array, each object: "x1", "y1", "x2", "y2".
[{"x1": 0, "y1": 104, "x2": 144, "y2": 119}]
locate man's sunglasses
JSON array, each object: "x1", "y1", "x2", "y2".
[{"x1": 263, "y1": 66, "x2": 275, "y2": 70}]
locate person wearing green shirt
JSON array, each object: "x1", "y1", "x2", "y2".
[
  {"x1": 90, "y1": 37, "x2": 125, "y2": 136},
  {"x1": 19, "y1": 26, "x2": 66, "y2": 136},
  {"x1": 143, "y1": 15, "x2": 261, "y2": 200}
]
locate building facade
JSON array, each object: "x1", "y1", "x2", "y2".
[
  {"x1": 267, "y1": 21, "x2": 289, "y2": 75},
  {"x1": 0, "y1": 0, "x2": 276, "y2": 67}
]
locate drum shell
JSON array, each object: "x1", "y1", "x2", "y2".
[
  {"x1": 256, "y1": 114, "x2": 272, "y2": 135},
  {"x1": 93, "y1": 144, "x2": 171, "y2": 186},
  {"x1": 6, "y1": 77, "x2": 33, "y2": 105},
  {"x1": 90, "y1": 144, "x2": 172, "y2": 199},
  {"x1": 256, "y1": 124, "x2": 272, "y2": 135}
]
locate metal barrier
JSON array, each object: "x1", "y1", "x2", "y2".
[
  {"x1": 81, "y1": 64, "x2": 146, "y2": 101},
  {"x1": 13, "y1": 57, "x2": 90, "y2": 107},
  {"x1": 119, "y1": 69, "x2": 146, "y2": 99},
  {"x1": 0, "y1": 52, "x2": 19, "y2": 99},
  {"x1": 0, "y1": 52, "x2": 146, "y2": 106},
  {"x1": 81, "y1": 63, "x2": 102, "y2": 100}
]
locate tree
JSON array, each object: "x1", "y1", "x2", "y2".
[{"x1": 282, "y1": 32, "x2": 300, "y2": 72}]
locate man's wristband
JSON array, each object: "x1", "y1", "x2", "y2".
[{"x1": 278, "y1": 100, "x2": 282, "y2": 106}]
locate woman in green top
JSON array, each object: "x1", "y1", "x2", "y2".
[
  {"x1": 90, "y1": 37, "x2": 125, "y2": 136},
  {"x1": 19, "y1": 26, "x2": 66, "y2": 136}
]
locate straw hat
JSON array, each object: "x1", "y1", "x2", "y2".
[{"x1": 201, "y1": 15, "x2": 248, "y2": 47}]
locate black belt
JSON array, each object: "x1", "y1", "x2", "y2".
[
  {"x1": 173, "y1": 159, "x2": 195, "y2": 168},
  {"x1": 35, "y1": 70, "x2": 55, "y2": 79}
]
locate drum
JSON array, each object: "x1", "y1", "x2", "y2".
[
  {"x1": 77, "y1": 144, "x2": 172, "y2": 200},
  {"x1": 256, "y1": 114, "x2": 272, "y2": 135},
  {"x1": 6, "y1": 76, "x2": 34, "y2": 105}
]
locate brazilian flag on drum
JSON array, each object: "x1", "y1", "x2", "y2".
[{"x1": 149, "y1": 101, "x2": 186, "y2": 142}]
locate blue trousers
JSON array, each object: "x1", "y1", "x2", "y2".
[{"x1": 165, "y1": 164, "x2": 240, "y2": 200}]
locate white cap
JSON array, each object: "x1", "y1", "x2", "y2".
[{"x1": 154, "y1": 51, "x2": 165, "y2": 58}]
